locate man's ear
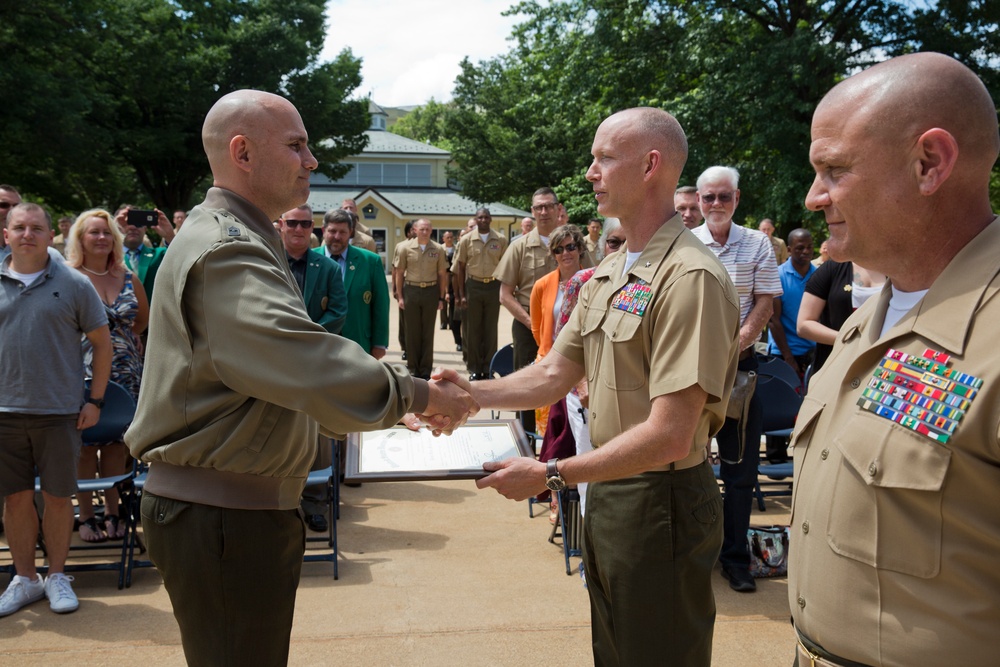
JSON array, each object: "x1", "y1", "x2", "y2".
[
  {"x1": 914, "y1": 128, "x2": 958, "y2": 196},
  {"x1": 230, "y1": 135, "x2": 252, "y2": 173},
  {"x1": 644, "y1": 149, "x2": 661, "y2": 181}
]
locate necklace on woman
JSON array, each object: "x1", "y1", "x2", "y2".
[{"x1": 82, "y1": 265, "x2": 109, "y2": 276}]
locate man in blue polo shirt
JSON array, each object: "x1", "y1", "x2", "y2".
[
  {"x1": 767, "y1": 227, "x2": 817, "y2": 376},
  {"x1": 765, "y1": 228, "x2": 815, "y2": 463}
]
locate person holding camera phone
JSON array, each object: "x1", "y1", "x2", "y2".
[{"x1": 115, "y1": 206, "x2": 175, "y2": 301}]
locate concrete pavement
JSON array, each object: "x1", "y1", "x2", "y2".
[{"x1": 1, "y1": 278, "x2": 796, "y2": 665}]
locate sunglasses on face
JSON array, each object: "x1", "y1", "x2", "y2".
[
  {"x1": 0, "y1": 202, "x2": 13, "y2": 209},
  {"x1": 700, "y1": 192, "x2": 734, "y2": 204},
  {"x1": 605, "y1": 238, "x2": 623, "y2": 250},
  {"x1": 283, "y1": 219, "x2": 313, "y2": 229},
  {"x1": 552, "y1": 243, "x2": 579, "y2": 255}
]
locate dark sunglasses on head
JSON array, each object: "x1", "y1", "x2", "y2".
[
  {"x1": 700, "y1": 192, "x2": 734, "y2": 204},
  {"x1": 552, "y1": 242, "x2": 579, "y2": 255},
  {"x1": 605, "y1": 238, "x2": 623, "y2": 249},
  {"x1": 283, "y1": 219, "x2": 313, "y2": 229}
]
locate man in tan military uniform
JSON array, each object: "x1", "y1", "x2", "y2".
[
  {"x1": 790, "y1": 53, "x2": 1000, "y2": 666},
  {"x1": 394, "y1": 218, "x2": 447, "y2": 379},
  {"x1": 455, "y1": 207, "x2": 507, "y2": 380},
  {"x1": 452, "y1": 108, "x2": 741, "y2": 666},
  {"x1": 584, "y1": 217, "x2": 602, "y2": 260},
  {"x1": 759, "y1": 219, "x2": 787, "y2": 265}
]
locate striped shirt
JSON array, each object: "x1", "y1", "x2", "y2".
[{"x1": 692, "y1": 222, "x2": 781, "y2": 330}]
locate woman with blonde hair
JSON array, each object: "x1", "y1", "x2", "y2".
[{"x1": 66, "y1": 209, "x2": 149, "y2": 541}]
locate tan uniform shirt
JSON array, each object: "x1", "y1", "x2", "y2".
[
  {"x1": 789, "y1": 216, "x2": 1000, "y2": 666},
  {"x1": 770, "y1": 237, "x2": 788, "y2": 265},
  {"x1": 455, "y1": 229, "x2": 507, "y2": 279},
  {"x1": 585, "y1": 235, "x2": 600, "y2": 259},
  {"x1": 554, "y1": 216, "x2": 740, "y2": 451},
  {"x1": 394, "y1": 238, "x2": 447, "y2": 284},
  {"x1": 494, "y1": 229, "x2": 594, "y2": 308},
  {"x1": 352, "y1": 229, "x2": 377, "y2": 254}
]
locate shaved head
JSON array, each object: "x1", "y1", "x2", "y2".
[
  {"x1": 201, "y1": 89, "x2": 317, "y2": 219},
  {"x1": 603, "y1": 107, "x2": 688, "y2": 177},
  {"x1": 819, "y1": 53, "x2": 999, "y2": 176}
]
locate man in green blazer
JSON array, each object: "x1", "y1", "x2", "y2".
[
  {"x1": 316, "y1": 209, "x2": 389, "y2": 357},
  {"x1": 280, "y1": 206, "x2": 346, "y2": 335},
  {"x1": 280, "y1": 205, "x2": 348, "y2": 531}
]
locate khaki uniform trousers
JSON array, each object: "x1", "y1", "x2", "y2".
[
  {"x1": 402, "y1": 283, "x2": 439, "y2": 379},
  {"x1": 583, "y1": 462, "x2": 722, "y2": 666},
  {"x1": 465, "y1": 278, "x2": 501, "y2": 378}
]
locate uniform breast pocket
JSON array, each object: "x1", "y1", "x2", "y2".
[
  {"x1": 826, "y1": 414, "x2": 951, "y2": 578},
  {"x1": 599, "y1": 309, "x2": 644, "y2": 391}
]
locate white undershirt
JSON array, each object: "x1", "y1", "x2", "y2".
[
  {"x1": 622, "y1": 250, "x2": 643, "y2": 277},
  {"x1": 540, "y1": 235, "x2": 550, "y2": 247},
  {"x1": 479, "y1": 232, "x2": 490, "y2": 243},
  {"x1": 8, "y1": 267, "x2": 45, "y2": 287},
  {"x1": 880, "y1": 285, "x2": 929, "y2": 337}
]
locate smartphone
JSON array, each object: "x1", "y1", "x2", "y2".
[{"x1": 127, "y1": 209, "x2": 158, "y2": 227}]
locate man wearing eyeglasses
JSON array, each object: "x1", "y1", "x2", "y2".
[
  {"x1": 495, "y1": 188, "x2": 592, "y2": 432},
  {"x1": 692, "y1": 165, "x2": 782, "y2": 594},
  {"x1": 279, "y1": 204, "x2": 348, "y2": 533}
]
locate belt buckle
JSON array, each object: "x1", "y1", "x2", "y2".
[{"x1": 797, "y1": 640, "x2": 821, "y2": 667}]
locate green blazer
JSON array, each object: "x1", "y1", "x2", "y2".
[
  {"x1": 300, "y1": 251, "x2": 347, "y2": 335},
  {"x1": 124, "y1": 245, "x2": 166, "y2": 299},
  {"x1": 314, "y1": 245, "x2": 388, "y2": 353}
]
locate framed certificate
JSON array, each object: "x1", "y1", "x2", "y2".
[{"x1": 344, "y1": 419, "x2": 533, "y2": 482}]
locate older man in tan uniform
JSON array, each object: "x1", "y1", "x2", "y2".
[
  {"x1": 790, "y1": 53, "x2": 1000, "y2": 667},
  {"x1": 449, "y1": 107, "x2": 740, "y2": 666}
]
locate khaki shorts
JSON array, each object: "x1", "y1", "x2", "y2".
[{"x1": 0, "y1": 413, "x2": 82, "y2": 497}]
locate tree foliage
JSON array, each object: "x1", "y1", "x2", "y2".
[
  {"x1": 441, "y1": 0, "x2": 1000, "y2": 236},
  {"x1": 0, "y1": 0, "x2": 369, "y2": 215}
]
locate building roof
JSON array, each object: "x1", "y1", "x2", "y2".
[
  {"x1": 308, "y1": 186, "x2": 528, "y2": 219},
  {"x1": 361, "y1": 130, "x2": 450, "y2": 156}
]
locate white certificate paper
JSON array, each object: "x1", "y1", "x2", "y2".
[{"x1": 345, "y1": 420, "x2": 532, "y2": 481}]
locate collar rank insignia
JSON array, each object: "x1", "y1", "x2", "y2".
[
  {"x1": 857, "y1": 347, "x2": 982, "y2": 444},
  {"x1": 610, "y1": 279, "x2": 653, "y2": 317},
  {"x1": 227, "y1": 225, "x2": 241, "y2": 237}
]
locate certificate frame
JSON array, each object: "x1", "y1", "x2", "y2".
[{"x1": 343, "y1": 419, "x2": 533, "y2": 482}]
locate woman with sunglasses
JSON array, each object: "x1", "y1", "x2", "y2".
[
  {"x1": 528, "y1": 224, "x2": 587, "y2": 520},
  {"x1": 66, "y1": 209, "x2": 149, "y2": 542}
]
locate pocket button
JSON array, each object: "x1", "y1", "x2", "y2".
[
  {"x1": 850, "y1": 377, "x2": 861, "y2": 389},
  {"x1": 868, "y1": 462, "x2": 878, "y2": 477}
]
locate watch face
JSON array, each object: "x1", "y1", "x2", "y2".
[{"x1": 545, "y1": 476, "x2": 567, "y2": 492}]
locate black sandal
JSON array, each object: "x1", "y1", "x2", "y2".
[{"x1": 79, "y1": 516, "x2": 107, "y2": 543}]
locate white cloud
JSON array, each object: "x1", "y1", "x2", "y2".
[{"x1": 322, "y1": 0, "x2": 521, "y2": 107}]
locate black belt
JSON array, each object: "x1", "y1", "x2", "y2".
[{"x1": 796, "y1": 633, "x2": 872, "y2": 667}]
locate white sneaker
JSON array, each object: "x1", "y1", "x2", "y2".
[
  {"x1": 0, "y1": 574, "x2": 45, "y2": 617},
  {"x1": 44, "y1": 573, "x2": 79, "y2": 614}
]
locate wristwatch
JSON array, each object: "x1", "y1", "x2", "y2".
[
  {"x1": 87, "y1": 396, "x2": 105, "y2": 409},
  {"x1": 545, "y1": 458, "x2": 567, "y2": 492}
]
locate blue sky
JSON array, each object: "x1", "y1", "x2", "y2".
[{"x1": 322, "y1": 0, "x2": 521, "y2": 107}]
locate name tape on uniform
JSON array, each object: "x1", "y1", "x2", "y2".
[{"x1": 856, "y1": 348, "x2": 982, "y2": 444}]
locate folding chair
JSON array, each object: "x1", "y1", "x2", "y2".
[
  {"x1": 489, "y1": 344, "x2": 545, "y2": 516},
  {"x1": 0, "y1": 381, "x2": 137, "y2": 589},
  {"x1": 756, "y1": 356, "x2": 803, "y2": 392},
  {"x1": 302, "y1": 438, "x2": 340, "y2": 580},
  {"x1": 548, "y1": 488, "x2": 583, "y2": 575},
  {"x1": 754, "y1": 374, "x2": 802, "y2": 503}
]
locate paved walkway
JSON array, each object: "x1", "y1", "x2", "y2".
[{"x1": 1, "y1": 280, "x2": 796, "y2": 665}]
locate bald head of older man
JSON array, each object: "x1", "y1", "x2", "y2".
[
  {"x1": 806, "y1": 52, "x2": 999, "y2": 291},
  {"x1": 202, "y1": 90, "x2": 318, "y2": 221}
]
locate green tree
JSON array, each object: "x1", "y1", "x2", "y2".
[
  {"x1": 389, "y1": 98, "x2": 456, "y2": 151},
  {"x1": 446, "y1": 1, "x2": 1000, "y2": 234},
  {"x1": 0, "y1": 0, "x2": 368, "y2": 215}
]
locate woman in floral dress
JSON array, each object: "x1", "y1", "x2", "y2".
[{"x1": 66, "y1": 209, "x2": 148, "y2": 541}]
